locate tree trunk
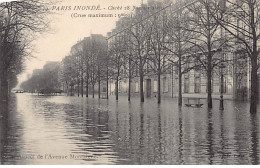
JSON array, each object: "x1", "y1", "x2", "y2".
[
  {"x1": 66, "y1": 82, "x2": 69, "y2": 96},
  {"x1": 0, "y1": 64, "x2": 8, "y2": 103},
  {"x1": 70, "y1": 85, "x2": 73, "y2": 96},
  {"x1": 250, "y1": 21, "x2": 258, "y2": 113},
  {"x1": 177, "y1": 25, "x2": 182, "y2": 106},
  {"x1": 250, "y1": 56, "x2": 258, "y2": 113},
  {"x1": 207, "y1": 64, "x2": 213, "y2": 108},
  {"x1": 64, "y1": 81, "x2": 69, "y2": 96},
  {"x1": 128, "y1": 57, "x2": 132, "y2": 101},
  {"x1": 81, "y1": 75, "x2": 83, "y2": 97},
  {"x1": 8, "y1": 81, "x2": 10, "y2": 95},
  {"x1": 206, "y1": 9, "x2": 213, "y2": 109},
  {"x1": 128, "y1": 77, "x2": 131, "y2": 101},
  {"x1": 66, "y1": 84, "x2": 68, "y2": 96},
  {"x1": 158, "y1": 71, "x2": 161, "y2": 104},
  {"x1": 178, "y1": 60, "x2": 182, "y2": 106},
  {"x1": 0, "y1": 47, "x2": 8, "y2": 104},
  {"x1": 0, "y1": 73, "x2": 8, "y2": 103},
  {"x1": 0, "y1": 26, "x2": 8, "y2": 105},
  {"x1": 85, "y1": 82, "x2": 88, "y2": 97},
  {"x1": 92, "y1": 83, "x2": 95, "y2": 98},
  {"x1": 106, "y1": 65, "x2": 109, "y2": 99},
  {"x1": 86, "y1": 72, "x2": 89, "y2": 97},
  {"x1": 139, "y1": 62, "x2": 144, "y2": 102},
  {"x1": 116, "y1": 67, "x2": 120, "y2": 101},
  {"x1": 0, "y1": 56, "x2": 4, "y2": 103},
  {"x1": 98, "y1": 77, "x2": 100, "y2": 99},
  {"x1": 116, "y1": 75, "x2": 119, "y2": 101},
  {"x1": 77, "y1": 78, "x2": 80, "y2": 97}
]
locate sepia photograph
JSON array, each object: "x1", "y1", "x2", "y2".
[{"x1": 0, "y1": 0, "x2": 260, "y2": 165}]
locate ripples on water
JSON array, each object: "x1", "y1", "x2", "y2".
[{"x1": 0, "y1": 93, "x2": 259, "y2": 164}]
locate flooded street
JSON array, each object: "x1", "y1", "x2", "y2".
[{"x1": 0, "y1": 93, "x2": 260, "y2": 164}]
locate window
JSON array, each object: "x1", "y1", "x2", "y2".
[
  {"x1": 135, "y1": 81, "x2": 139, "y2": 93},
  {"x1": 194, "y1": 70, "x2": 200, "y2": 78},
  {"x1": 163, "y1": 77, "x2": 168, "y2": 92},
  {"x1": 154, "y1": 80, "x2": 158, "y2": 92},
  {"x1": 119, "y1": 81, "x2": 122, "y2": 92},
  {"x1": 194, "y1": 77, "x2": 201, "y2": 93},
  {"x1": 123, "y1": 80, "x2": 127, "y2": 93},
  {"x1": 184, "y1": 78, "x2": 189, "y2": 93},
  {"x1": 194, "y1": 70, "x2": 201, "y2": 93}
]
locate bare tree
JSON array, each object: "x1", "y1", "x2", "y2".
[
  {"x1": 185, "y1": 0, "x2": 226, "y2": 108},
  {"x1": 124, "y1": 31, "x2": 137, "y2": 101},
  {"x1": 84, "y1": 34, "x2": 107, "y2": 98},
  {"x1": 0, "y1": 0, "x2": 54, "y2": 105},
  {"x1": 70, "y1": 41, "x2": 84, "y2": 97},
  {"x1": 112, "y1": 18, "x2": 136, "y2": 101},
  {"x1": 59, "y1": 56, "x2": 76, "y2": 95},
  {"x1": 148, "y1": 2, "x2": 170, "y2": 104},
  {"x1": 128, "y1": 5, "x2": 152, "y2": 102},
  {"x1": 109, "y1": 31, "x2": 126, "y2": 101},
  {"x1": 83, "y1": 37, "x2": 91, "y2": 97},
  {"x1": 164, "y1": 2, "x2": 195, "y2": 106},
  {"x1": 210, "y1": 0, "x2": 260, "y2": 113},
  {"x1": 89, "y1": 39, "x2": 98, "y2": 98}
]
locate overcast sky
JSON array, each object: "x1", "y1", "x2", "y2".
[{"x1": 8, "y1": 0, "x2": 145, "y2": 88}]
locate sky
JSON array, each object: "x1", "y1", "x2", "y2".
[{"x1": 4, "y1": 0, "x2": 145, "y2": 88}]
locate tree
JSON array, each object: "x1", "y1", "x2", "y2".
[
  {"x1": 71, "y1": 41, "x2": 82, "y2": 97},
  {"x1": 61, "y1": 35, "x2": 107, "y2": 98},
  {"x1": 185, "y1": 0, "x2": 227, "y2": 108},
  {"x1": 210, "y1": 0, "x2": 260, "y2": 113},
  {"x1": 108, "y1": 18, "x2": 137, "y2": 101},
  {"x1": 21, "y1": 61, "x2": 60, "y2": 94},
  {"x1": 0, "y1": 0, "x2": 53, "y2": 105},
  {"x1": 83, "y1": 37, "x2": 91, "y2": 97},
  {"x1": 104, "y1": 37, "x2": 111, "y2": 99},
  {"x1": 84, "y1": 34, "x2": 107, "y2": 98},
  {"x1": 94, "y1": 35, "x2": 107, "y2": 99},
  {"x1": 124, "y1": 29, "x2": 137, "y2": 101},
  {"x1": 59, "y1": 55, "x2": 77, "y2": 95},
  {"x1": 109, "y1": 30, "x2": 126, "y2": 101},
  {"x1": 164, "y1": 1, "x2": 196, "y2": 106},
  {"x1": 148, "y1": 1, "x2": 170, "y2": 104},
  {"x1": 128, "y1": 4, "x2": 152, "y2": 102}
]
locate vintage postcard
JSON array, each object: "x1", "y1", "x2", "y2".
[{"x1": 0, "y1": 0, "x2": 260, "y2": 165}]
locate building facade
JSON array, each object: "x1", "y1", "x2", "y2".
[{"x1": 104, "y1": 0, "x2": 260, "y2": 101}]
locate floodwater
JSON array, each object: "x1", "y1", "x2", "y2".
[{"x1": 0, "y1": 93, "x2": 260, "y2": 165}]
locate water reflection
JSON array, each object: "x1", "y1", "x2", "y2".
[
  {"x1": 250, "y1": 113, "x2": 259, "y2": 164},
  {"x1": 0, "y1": 94, "x2": 260, "y2": 164},
  {"x1": 178, "y1": 108, "x2": 184, "y2": 164},
  {"x1": 0, "y1": 96, "x2": 25, "y2": 164},
  {"x1": 0, "y1": 102, "x2": 8, "y2": 164}
]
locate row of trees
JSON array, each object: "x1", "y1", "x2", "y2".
[
  {"x1": 0, "y1": 0, "x2": 53, "y2": 108},
  {"x1": 57, "y1": 0, "x2": 259, "y2": 113},
  {"x1": 106, "y1": 0, "x2": 259, "y2": 113},
  {"x1": 59, "y1": 34, "x2": 108, "y2": 98},
  {"x1": 108, "y1": 0, "x2": 227, "y2": 107},
  {"x1": 20, "y1": 61, "x2": 60, "y2": 93}
]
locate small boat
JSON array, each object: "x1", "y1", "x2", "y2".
[
  {"x1": 185, "y1": 98, "x2": 203, "y2": 108},
  {"x1": 185, "y1": 103, "x2": 203, "y2": 107}
]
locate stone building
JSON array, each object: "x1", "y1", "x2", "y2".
[{"x1": 105, "y1": 0, "x2": 260, "y2": 101}]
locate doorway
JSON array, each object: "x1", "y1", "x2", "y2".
[{"x1": 146, "y1": 79, "x2": 151, "y2": 97}]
